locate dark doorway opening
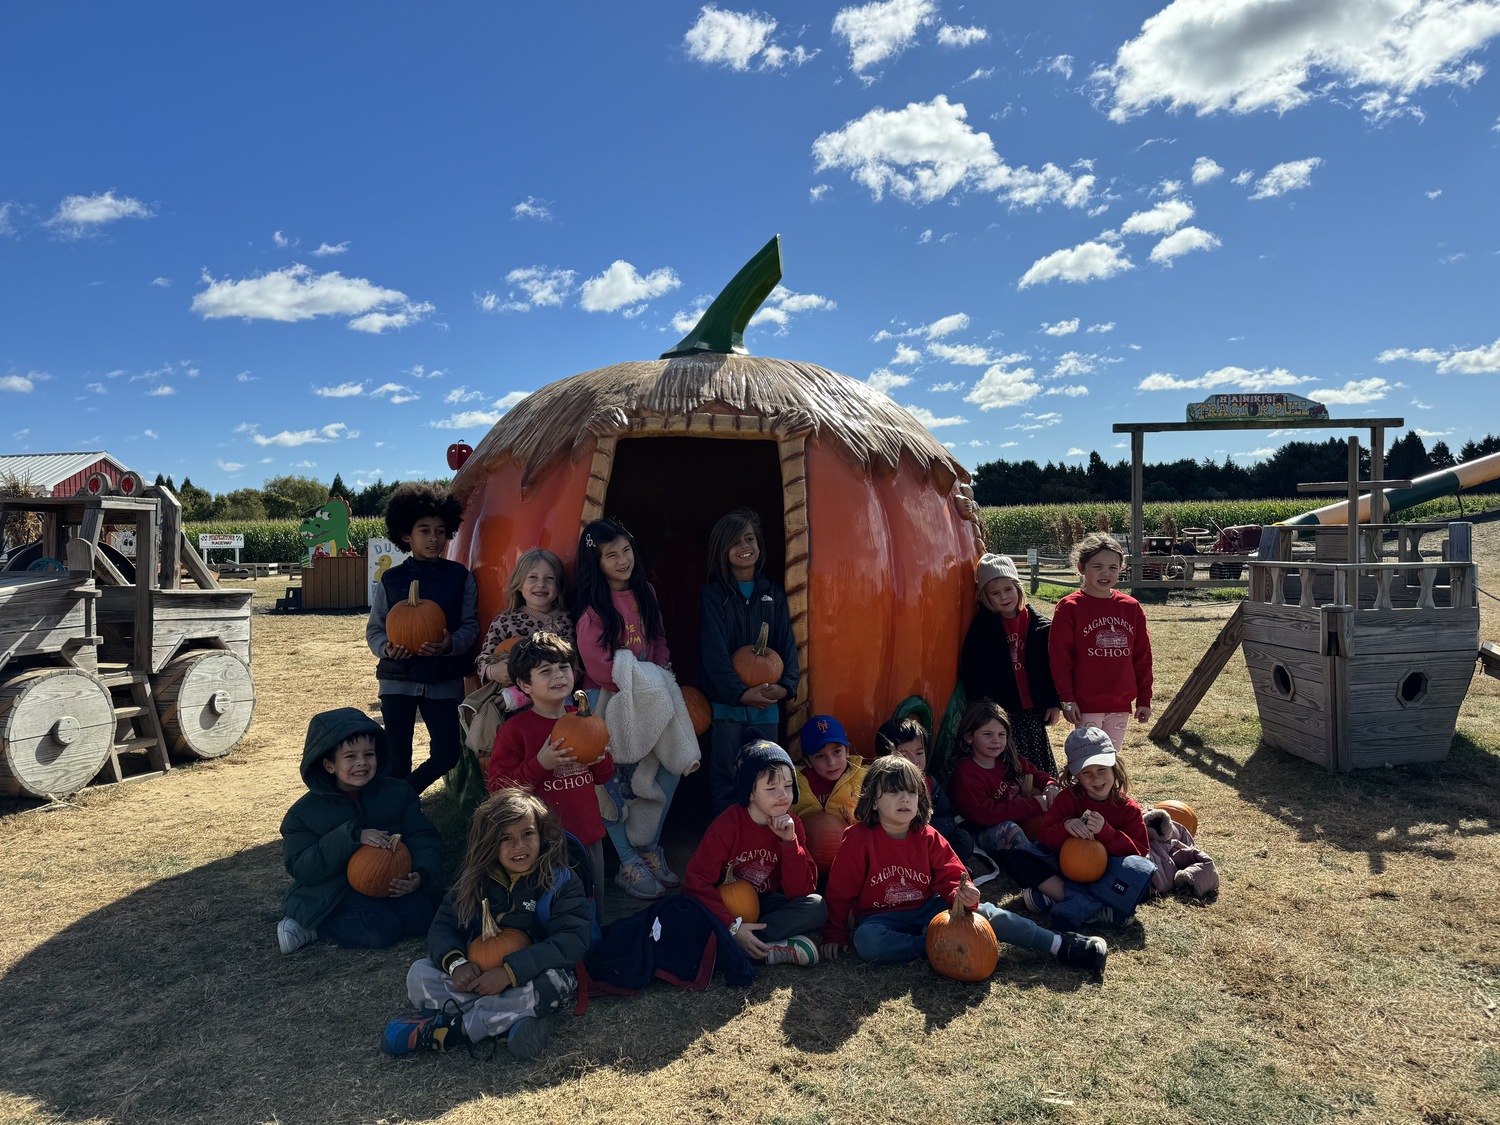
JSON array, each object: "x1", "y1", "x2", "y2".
[{"x1": 600, "y1": 436, "x2": 786, "y2": 831}]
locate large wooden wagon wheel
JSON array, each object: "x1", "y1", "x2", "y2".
[
  {"x1": 153, "y1": 649, "x2": 256, "y2": 760},
  {"x1": 0, "y1": 668, "x2": 116, "y2": 798}
]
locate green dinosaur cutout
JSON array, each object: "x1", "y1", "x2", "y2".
[{"x1": 299, "y1": 495, "x2": 353, "y2": 562}]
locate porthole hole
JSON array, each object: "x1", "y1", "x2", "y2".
[
  {"x1": 1271, "y1": 663, "x2": 1295, "y2": 700},
  {"x1": 1398, "y1": 671, "x2": 1429, "y2": 707}
]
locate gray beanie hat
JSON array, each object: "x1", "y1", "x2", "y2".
[{"x1": 976, "y1": 553, "x2": 1021, "y2": 597}]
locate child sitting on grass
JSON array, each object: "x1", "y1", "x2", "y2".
[
  {"x1": 791, "y1": 714, "x2": 867, "y2": 826},
  {"x1": 277, "y1": 708, "x2": 442, "y2": 954},
  {"x1": 684, "y1": 740, "x2": 825, "y2": 966},
  {"x1": 948, "y1": 699, "x2": 1059, "y2": 856},
  {"x1": 487, "y1": 632, "x2": 614, "y2": 894},
  {"x1": 874, "y1": 712, "x2": 973, "y2": 866},
  {"x1": 382, "y1": 789, "x2": 593, "y2": 1061}
]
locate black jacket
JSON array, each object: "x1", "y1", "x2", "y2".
[
  {"x1": 698, "y1": 572, "x2": 800, "y2": 705},
  {"x1": 959, "y1": 606, "x2": 1061, "y2": 715},
  {"x1": 428, "y1": 863, "x2": 593, "y2": 987}
]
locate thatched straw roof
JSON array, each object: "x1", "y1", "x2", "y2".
[{"x1": 451, "y1": 351, "x2": 969, "y2": 500}]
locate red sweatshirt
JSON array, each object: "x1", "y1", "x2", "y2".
[
  {"x1": 487, "y1": 708, "x2": 615, "y2": 845},
  {"x1": 1049, "y1": 590, "x2": 1153, "y2": 712},
  {"x1": 824, "y1": 822, "x2": 965, "y2": 946},
  {"x1": 683, "y1": 805, "x2": 818, "y2": 927},
  {"x1": 1037, "y1": 787, "x2": 1147, "y2": 857},
  {"x1": 949, "y1": 755, "x2": 1056, "y2": 827}
]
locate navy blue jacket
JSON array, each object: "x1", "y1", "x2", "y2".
[
  {"x1": 698, "y1": 573, "x2": 800, "y2": 705},
  {"x1": 959, "y1": 605, "x2": 1061, "y2": 715}
]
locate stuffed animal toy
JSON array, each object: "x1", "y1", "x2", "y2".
[{"x1": 1144, "y1": 806, "x2": 1219, "y2": 899}]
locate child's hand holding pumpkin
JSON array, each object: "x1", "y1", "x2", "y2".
[
  {"x1": 1064, "y1": 817, "x2": 1094, "y2": 839},
  {"x1": 953, "y1": 876, "x2": 980, "y2": 911},
  {"x1": 450, "y1": 961, "x2": 483, "y2": 992},
  {"x1": 418, "y1": 629, "x2": 453, "y2": 657},
  {"x1": 384, "y1": 642, "x2": 413, "y2": 659},
  {"x1": 389, "y1": 871, "x2": 421, "y2": 897},
  {"x1": 358, "y1": 828, "x2": 394, "y2": 848},
  {"x1": 536, "y1": 734, "x2": 577, "y2": 772}
]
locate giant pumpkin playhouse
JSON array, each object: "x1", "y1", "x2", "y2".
[{"x1": 450, "y1": 237, "x2": 985, "y2": 772}]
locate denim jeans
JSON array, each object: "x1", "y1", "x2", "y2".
[
  {"x1": 851, "y1": 895, "x2": 1055, "y2": 963},
  {"x1": 320, "y1": 890, "x2": 434, "y2": 949}
]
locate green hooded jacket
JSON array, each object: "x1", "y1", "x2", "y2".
[{"x1": 279, "y1": 707, "x2": 443, "y2": 928}]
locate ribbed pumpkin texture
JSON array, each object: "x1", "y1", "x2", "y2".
[
  {"x1": 732, "y1": 621, "x2": 784, "y2": 687},
  {"x1": 467, "y1": 900, "x2": 532, "y2": 970},
  {"x1": 553, "y1": 690, "x2": 609, "y2": 765},
  {"x1": 925, "y1": 894, "x2": 1000, "y2": 982},
  {"x1": 717, "y1": 863, "x2": 760, "y2": 923},
  {"x1": 346, "y1": 833, "x2": 412, "y2": 897},
  {"x1": 385, "y1": 580, "x2": 447, "y2": 651},
  {"x1": 1059, "y1": 836, "x2": 1109, "y2": 883},
  {"x1": 680, "y1": 686, "x2": 712, "y2": 736},
  {"x1": 801, "y1": 810, "x2": 845, "y2": 874}
]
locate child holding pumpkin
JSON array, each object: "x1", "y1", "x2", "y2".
[
  {"x1": 366, "y1": 483, "x2": 480, "y2": 794},
  {"x1": 475, "y1": 548, "x2": 576, "y2": 691},
  {"x1": 1049, "y1": 532, "x2": 1153, "y2": 754},
  {"x1": 487, "y1": 632, "x2": 614, "y2": 895},
  {"x1": 949, "y1": 699, "x2": 1059, "y2": 856},
  {"x1": 820, "y1": 756, "x2": 1106, "y2": 973},
  {"x1": 699, "y1": 508, "x2": 800, "y2": 815},
  {"x1": 1008, "y1": 726, "x2": 1154, "y2": 930},
  {"x1": 277, "y1": 707, "x2": 442, "y2": 954},
  {"x1": 959, "y1": 553, "x2": 1062, "y2": 774},
  {"x1": 382, "y1": 789, "x2": 593, "y2": 1061},
  {"x1": 684, "y1": 739, "x2": 825, "y2": 965}
]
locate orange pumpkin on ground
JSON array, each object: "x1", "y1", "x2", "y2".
[
  {"x1": 802, "y1": 810, "x2": 846, "y2": 874},
  {"x1": 553, "y1": 690, "x2": 609, "y2": 766},
  {"x1": 1059, "y1": 837, "x2": 1109, "y2": 883},
  {"x1": 732, "y1": 621, "x2": 784, "y2": 688},
  {"x1": 717, "y1": 863, "x2": 760, "y2": 924},
  {"x1": 347, "y1": 834, "x2": 412, "y2": 897},
  {"x1": 467, "y1": 900, "x2": 532, "y2": 971},
  {"x1": 681, "y1": 685, "x2": 712, "y2": 737},
  {"x1": 925, "y1": 884, "x2": 1000, "y2": 982},
  {"x1": 386, "y1": 580, "x2": 446, "y2": 652},
  {"x1": 1154, "y1": 800, "x2": 1199, "y2": 835}
]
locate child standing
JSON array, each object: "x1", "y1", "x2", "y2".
[
  {"x1": 874, "y1": 713, "x2": 973, "y2": 865},
  {"x1": 487, "y1": 632, "x2": 614, "y2": 895},
  {"x1": 1049, "y1": 532, "x2": 1153, "y2": 753},
  {"x1": 960, "y1": 553, "x2": 1062, "y2": 774},
  {"x1": 948, "y1": 700, "x2": 1059, "y2": 855},
  {"x1": 277, "y1": 707, "x2": 442, "y2": 953},
  {"x1": 382, "y1": 790, "x2": 593, "y2": 1061},
  {"x1": 791, "y1": 714, "x2": 868, "y2": 826},
  {"x1": 366, "y1": 483, "x2": 480, "y2": 794},
  {"x1": 1010, "y1": 726, "x2": 1154, "y2": 930},
  {"x1": 475, "y1": 548, "x2": 576, "y2": 690},
  {"x1": 820, "y1": 757, "x2": 1106, "y2": 974},
  {"x1": 684, "y1": 740, "x2": 825, "y2": 965},
  {"x1": 699, "y1": 508, "x2": 799, "y2": 815},
  {"x1": 571, "y1": 518, "x2": 682, "y2": 900}
]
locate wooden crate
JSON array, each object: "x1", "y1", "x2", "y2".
[{"x1": 302, "y1": 555, "x2": 368, "y2": 610}]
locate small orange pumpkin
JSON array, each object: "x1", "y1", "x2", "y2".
[
  {"x1": 553, "y1": 690, "x2": 609, "y2": 765},
  {"x1": 386, "y1": 580, "x2": 447, "y2": 652},
  {"x1": 1059, "y1": 837, "x2": 1109, "y2": 883},
  {"x1": 802, "y1": 810, "x2": 846, "y2": 875},
  {"x1": 1155, "y1": 800, "x2": 1199, "y2": 836},
  {"x1": 467, "y1": 900, "x2": 532, "y2": 971},
  {"x1": 681, "y1": 685, "x2": 712, "y2": 737},
  {"x1": 732, "y1": 621, "x2": 783, "y2": 687},
  {"x1": 718, "y1": 862, "x2": 760, "y2": 924},
  {"x1": 925, "y1": 883, "x2": 1000, "y2": 982},
  {"x1": 347, "y1": 833, "x2": 412, "y2": 897}
]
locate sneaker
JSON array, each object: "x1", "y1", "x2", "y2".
[
  {"x1": 614, "y1": 858, "x2": 666, "y2": 900},
  {"x1": 763, "y1": 935, "x2": 819, "y2": 966},
  {"x1": 1091, "y1": 906, "x2": 1117, "y2": 926},
  {"x1": 507, "y1": 1014, "x2": 553, "y2": 1061},
  {"x1": 1055, "y1": 931, "x2": 1108, "y2": 974},
  {"x1": 638, "y1": 845, "x2": 681, "y2": 889},
  {"x1": 1021, "y1": 888, "x2": 1055, "y2": 913},
  {"x1": 966, "y1": 850, "x2": 1000, "y2": 887},
  {"x1": 276, "y1": 917, "x2": 317, "y2": 954},
  {"x1": 381, "y1": 1006, "x2": 468, "y2": 1056}
]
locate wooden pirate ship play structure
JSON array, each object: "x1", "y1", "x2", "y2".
[
  {"x1": 0, "y1": 479, "x2": 255, "y2": 798},
  {"x1": 450, "y1": 237, "x2": 984, "y2": 752}
]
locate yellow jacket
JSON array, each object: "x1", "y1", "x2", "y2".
[{"x1": 792, "y1": 755, "x2": 868, "y2": 825}]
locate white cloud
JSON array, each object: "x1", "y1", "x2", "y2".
[
  {"x1": 0, "y1": 201, "x2": 17, "y2": 237},
  {"x1": 512, "y1": 197, "x2": 553, "y2": 221},
  {"x1": 1065, "y1": 447, "x2": 1087, "y2": 456},
  {"x1": 1047, "y1": 384, "x2": 1091, "y2": 397},
  {"x1": 1087, "y1": 321, "x2": 1116, "y2": 333},
  {"x1": 144, "y1": 428, "x2": 159, "y2": 440},
  {"x1": 1235, "y1": 446, "x2": 1277, "y2": 460},
  {"x1": 1011, "y1": 411, "x2": 1063, "y2": 430},
  {"x1": 1150, "y1": 226, "x2": 1222, "y2": 264},
  {"x1": 1052, "y1": 352, "x2": 1097, "y2": 378},
  {"x1": 1380, "y1": 337, "x2": 1500, "y2": 374},
  {"x1": 866, "y1": 368, "x2": 912, "y2": 394},
  {"x1": 1137, "y1": 365, "x2": 1313, "y2": 392},
  {"x1": 193, "y1": 264, "x2": 430, "y2": 332},
  {"x1": 427, "y1": 391, "x2": 530, "y2": 431},
  {"x1": 833, "y1": 0, "x2": 934, "y2": 72},
  {"x1": 891, "y1": 343, "x2": 923, "y2": 365},
  {"x1": 1415, "y1": 427, "x2": 1452, "y2": 438},
  {"x1": 371, "y1": 383, "x2": 419, "y2": 404},
  {"x1": 812, "y1": 96, "x2": 1093, "y2": 207},
  {"x1": 961, "y1": 67, "x2": 994, "y2": 83},
  {"x1": 273, "y1": 230, "x2": 292, "y2": 248},
  {"x1": 312, "y1": 241, "x2": 349, "y2": 256},
  {"x1": 1159, "y1": 178, "x2": 1183, "y2": 196},
  {"x1": 1018, "y1": 240, "x2": 1133, "y2": 288},
  {"x1": 809, "y1": 184, "x2": 831, "y2": 202},
  {"x1": 217, "y1": 459, "x2": 244, "y2": 473},
  {"x1": 928, "y1": 380, "x2": 964, "y2": 392},
  {"x1": 1232, "y1": 169, "x2": 1255, "y2": 186},
  {"x1": 965, "y1": 359, "x2": 1042, "y2": 410},
  {"x1": 1250, "y1": 158, "x2": 1323, "y2": 199},
  {"x1": 1042, "y1": 318, "x2": 1080, "y2": 336},
  {"x1": 1312, "y1": 377, "x2": 1390, "y2": 404},
  {"x1": 151, "y1": 276, "x2": 171, "y2": 287},
  {"x1": 927, "y1": 341, "x2": 990, "y2": 365},
  {"x1": 903, "y1": 404, "x2": 968, "y2": 428},
  {"x1": 684, "y1": 5, "x2": 776, "y2": 69},
  {"x1": 1412, "y1": 397, "x2": 1433, "y2": 409},
  {"x1": 748, "y1": 284, "x2": 837, "y2": 332},
  {"x1": 445, "y1": 386, "x2": 485, "y2": 404},
  {"x1": 1, "y1": 374, "x2": 35, "y2": 393},
  {"x1": 251, "y1": 422, "x2": 354, "y2": 447},
  {"x1": 579, "y1": 260, "x2": 681, "y2": 312},
  {"x1": 918, "y1": 229, "x2": 932, "y2": 244},
  {"x1": 937, "y1": 23, "x2": 987, "y2": 47},
  {"x1": 1047, "y1": 54, "x2": 1075, "y2": 79},
  {"x1": 1118, "y1": 198, "x2": 1193, "y2": 236},
  {"x1": 236, "y1": 372, "x2": 256, "y2": 383},
  {"x1": 46, "y1": 191, "x2": 151, "y2": 236},
  {"x1": 925, "y1": 312, "x2": 970, "y2": 338},
  {"x1": 85, "y1": 381, "x2": 106, "y2": 394},
  {"x1": 669, "y1": 297, "x2": 712, "y2": 336},
  {"x1": 314, "y1": 381, "x2": 365, "y2": 398},
  {"x1": 1191, "y1": 157, "x2": 1224, "y2": 184},
  {"x1": 1426, "y1": 189, "x2": 1443, "y2": 200},
  {"x1": 148, "y1": 385, "x2": 175, "y2": 396},
  {"x1": 1096, "y1": 0, "x2": 1500, "y2": 121}
]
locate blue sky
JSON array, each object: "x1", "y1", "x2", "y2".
[{"x1": 4, "y1": 1, "x2": 1499, "y2": 494}]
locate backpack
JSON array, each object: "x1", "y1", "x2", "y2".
[{"x1": 535, "y1": 832, "x2": 602, "y2": 1013}]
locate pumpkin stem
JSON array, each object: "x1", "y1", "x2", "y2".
[
  {"x1": 659, "y1": 234, "x2": 783, "y2": 359},
  {"x1": 753, "y1": 620, "x2": 770, "y2": 657},
  {"x1": 953, "y1": 877, "x2": 973, "y2": 920},
  {"x1": 721, "y1": 862, "x2": 737, "y2": 886},
  {"x1": 406, "y1": 580, "x2": 420, "y2": 607},
  {"x1": 388, "y1": 833, "x2": 402, "y2": 850},
  {"x1": 479, "y1": 899, "x2": 498, "y2": 941},
  {"x1": 572, "y1": 689, "x2": 591, "y2": 718}
]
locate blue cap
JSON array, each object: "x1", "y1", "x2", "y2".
[{"x1": 800, "y1": 714, "x2": 848, "y2": 758}]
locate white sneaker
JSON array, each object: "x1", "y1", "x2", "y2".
[
  {"x1": 277, "y1": 917, "x2": 317, "y2": 954},
  {"x1": 639, "y1": 845, "x2": 681, "y2": 889},
  {"x1": 614, "y1": 858, "x2": 666, "y2": 900},
  {"x1": 763, "y1": 935, "x2": 819, "y2": 966}
]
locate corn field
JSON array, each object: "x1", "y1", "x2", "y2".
[{"x1": 183, "y1": 518, "x2": 387, "y2": 563}]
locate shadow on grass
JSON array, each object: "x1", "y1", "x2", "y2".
[{"x1": 1154, "y1": 730, "x2": 1499, "y2": 874}]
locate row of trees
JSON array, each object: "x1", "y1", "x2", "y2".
[
  {"x1": 156, "y1": 473, "x2": 441, "y2": 522},
  {"x1": 971, "y1": 432, "x2": 1500, "y2": 506}
]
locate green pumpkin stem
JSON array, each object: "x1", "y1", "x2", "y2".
[{"x1": 659, "y1": 235, "x2": 783, "y2": 359}]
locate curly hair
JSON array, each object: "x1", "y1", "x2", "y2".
[
  {"x1": 854, "y1": 755, "x2": 932, "y2": 830},
  {"x1": 453, "y1": 789, "x2": 569, "y2": 926},
  {"x1": 383, "y1": 483, "x2": 463, "y2": 548}
]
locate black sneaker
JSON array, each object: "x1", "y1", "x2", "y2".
[
  {"x1": 381, "y1": 1005, "x2": 468, "y2": 1055},
  {"x1": 506, "y1": 1014, "x2": 553, "y2": 1061},
  {"x1": 1055, "y1": 931, "x2": 1108, "y2": 974}
]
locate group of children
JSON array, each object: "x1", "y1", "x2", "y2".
[{"x1": 278, "y1": 485, "x2": 1212, "y2": 1062}]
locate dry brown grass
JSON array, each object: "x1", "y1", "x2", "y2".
[{"x1": 2, "y1": 531, "x2": 1499, "y2": 1125}]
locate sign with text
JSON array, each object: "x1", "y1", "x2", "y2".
[
  {"x1": 197, "y1": 533, "x2": 245, "y2": 549},
  {"x1": 367, "y1": 538, "x2": 409, "y2": 605},
  {"x1": 1187, "y1": 393, "x2": 1328, "y2": 422}
]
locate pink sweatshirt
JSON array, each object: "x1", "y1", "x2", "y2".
[{"x1": 575, "y1": 586, "x2": 671, "y2": 692}]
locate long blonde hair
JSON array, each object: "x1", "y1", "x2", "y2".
[
  {"x1": 453, "y1": 789, "x2": 569, "y2": 926},
  {"x1": 506, "y1": 548, "x2": 567, "y2": 613}
]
